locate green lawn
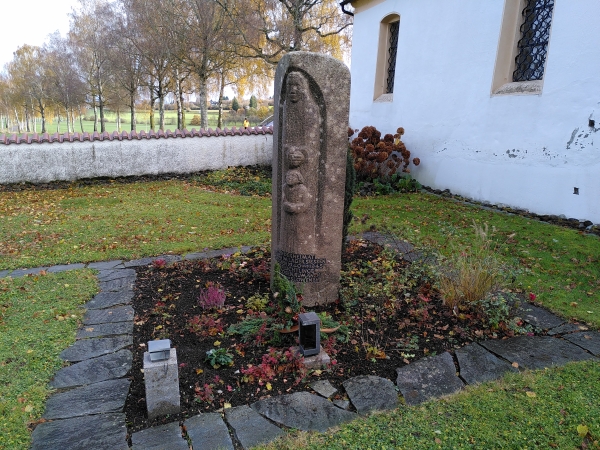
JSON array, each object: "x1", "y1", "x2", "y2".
[{"x1": 0, "y1": 169, "x2": 598, "y2": 448}]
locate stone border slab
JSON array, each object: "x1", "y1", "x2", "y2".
[
  {"x1": 76, "y1": 321, "x2": 134, "y2": 340},
  {"x1": 47, "y1": 263, "x2": 86, "y2": 273},
  {"x1": 50, "y1": 349, "x2": 132, "y2": 389},
  {"x1": 395, "y1": 352, "x2": 464, "y2": 405},
  {"x1": 225, "y1": 405, "x2": 284, "y2": 449},
  {"x1": 60, "y1": 335, "x2": 132, "y2": 362},
  {"x1": 547, "y1": 323, "x2": 588, "y2": 336},
  {"x1": 515, "y1": 303, "x2": 565, "y2": 329},
  {"x1": 83, "y1": 305, "x2": 134, "y2": 325},
  {"x1": 185, "y1": 413, "x2": 235, "y2": 450},
  {"x1": 84, "y1": 290, "x2": 134, "y2": 310},
  {"x1": 31, "y1": 413, "x2": 128, "y2": 450},
  {"x1": 343, "y1": 375, "x2": 398, "y2": 415},
  {"x1": 455, "y1": 342, "x2": 518, "y2": 385},
  {"x1": 564, "y1": 331, "x2": 600, "y2": 356},
  {"x1": 131, "y1": 421, "x2": 188, "y2": 450}
]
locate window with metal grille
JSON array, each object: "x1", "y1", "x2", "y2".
[
  {"x1": 513, "y1": 0, "x2": 554, "y2": 82},
  {"x1": 386, "y1": 21, "x2": 399, "y2": 93}
]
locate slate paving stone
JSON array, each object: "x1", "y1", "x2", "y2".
[
  {"x1": 9, "y1": 267, "x2": 48, "y2": 277},
  {"x1": 395, "y1": 352, "x2": 464, "y2": 406},
  {"x1": 98, "y1": 276, "x2": 136, "y2": 292},
  {"x1": 311, "y1": 380, "x2": 337, "y2": 398},
  {"x1": 83, "y1": 305, "x2": 134, "y2": 325},
  {"x1": 50, "y1": 349, "x2": 132, "y2": 389},
  {"x1": 455, "y1": 342, "x2": 518, "y2": 385},
  {"x1": 31, "y1": 413, "x2": 128, "y2": 450},
  {"x1": 46, "y1": 263, "x2": 86, "y2": 273},
  {"x1": 547, "y1": 323, "x2": 588, "y2": 336},
  {"x1": 131, "y1": 421, "x2": 188, "y2": 450},
  {"x1": 97, "y1": 268, "x2": 136, "y2": 282},
  {"x1": 343, "y1": 375, "x2": 398, "y2": 415},
  {"x1": 0, "y1": 270, "x2": 12, "y2": 278},
  {"x1": 225, "y1": 405, "x2": 284, "y2": 450},
  {"x1": 516, "y1": 303, "x2": 565, "y2": 329},
  {"x1": 43, "y1": 378, "x2": 131, "y2": 419},
  {"x1": 185, "y1": 413, "x2": 235, "y2": 450},
  {"x1": 333, "y1": 399, "x2": 350, "y2": 410},
  {"x1": 76, "y1": 321, "x2": 134, "y2": 339},
  {"x1": 60, "y1": 336, "x2": 132, "y2": 362},
  {"x1": 83, "y1": 289, "x2": 134, "y2": 309},
  {"x1": 564, "y1": 331, "x2": 600, "y2": 356},
  {"x1": 88, "y1": 260, "x2": 124, "y2": 270},
  {"x1": 251, "y1": 392, "x2": 356, "y2": 432},
  {"x1": 480, "y1": 336, "x2": 596, "y2": 370},
  {"x1": 123, "y1": 257, "x2": 157, "y2": 268}
]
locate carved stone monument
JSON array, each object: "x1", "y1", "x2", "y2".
[{"x1": 271, "y1": 52, "x2": 351, "y2": 306}]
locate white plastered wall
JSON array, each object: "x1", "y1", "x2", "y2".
[
  {"x1": 0, "y1": 134, "x2": 273, "y2": 184},
  {"x1": 350, "y1": 0, "x2": 600, "y2": 223}
]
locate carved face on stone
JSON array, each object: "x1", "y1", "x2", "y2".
[
  {"x1": 286, "y1": 72, "x2": 307, "y2": 104},
  {"x1": 287, "y1": 147, "x2": 306, "y2": 168}
]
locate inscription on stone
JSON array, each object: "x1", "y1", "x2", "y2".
[{"x1": 276, "y1": 250, "x2": 326, "y2": 283}]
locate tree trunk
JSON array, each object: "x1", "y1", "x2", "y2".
[
  {"x1": 14, "y1": 108, "x2": 22, "y2": 134},
  {"x1": 174, "y1": 68, "x2": 183, "y2": 131},
  {"x1": 93, "y1": 99, "x2": 98, "y2": 132},
  {"x1": 159, "y1": 94, "x2": 165, "y2": 131},
  {"x1": 39, "y1": 101, "x2": 46, "y2": 134},
  {"x1": 198, "y1": 73, "x2": 209, "y2": 129},
  {"x1": 129, "y1": 85, "x2": 136, "y2": 132},
  {"x1": 149, "y1": 86, "x2": 156, "y2": 131},
  {"x1": 217, "y1": 70, "x2": 225, "y2": 129},
  {"x1": 25, "y1": 107, "x2": 31, "y2": 133},
  {"x1": 179, "y1": 86, "x2": 186, "y2": 130},
  {"x1": 98, "y1": 89, "x2": 106, "y2": 133},
  {"x1": 79, "y1": 113, "x2": 84, "y2": 132}
]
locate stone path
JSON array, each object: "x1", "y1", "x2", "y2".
[{"x1": 3, "y1": 242, "x2": 598, "y2": 449}]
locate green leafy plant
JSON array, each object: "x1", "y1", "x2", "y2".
[
  {"x1": 228, "y1": 316, "x2": 273, "y2": 343},
  {"x1": 205, "y1": 347, "x2": 234, "y2": 368},
  {"x1": 272, "y1": 263, "x2": 301, "y2": 324},
  {"x1": 245, "y1": 293, "x2": 270, "y2": 312},
  {"x1": 343, "y1": 141, "x2": 356, "y2": 250}
]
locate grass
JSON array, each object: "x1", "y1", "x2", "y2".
[
  {"x1": 0, "y1": 270, "x2": 98, "y2": 449},
  {"x1": 0, "y1": 168, "x2": 598, "y2": 448},
  {"x1": 0, "y1": 178, "x2": 272, "y2": 271},
  {"x1": 257, "y1": 360, "x2": 600, "y2": 449}
]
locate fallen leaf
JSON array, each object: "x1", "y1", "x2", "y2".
[
  {"x1": 223, "y1": 402, "x2": 231, "y2": 409},
  {"x1": 266, "y1": 382, "x2": 272, "y2": 391},
  {"x1": 512, "y1": 362, "x2": 519, "y2": 368},
  {"x1": 435, "y1": 438, "x2": 442, "y2": 444},
  {"x1": 577, "y1": 424, "x2": 589, "y2": 438},
  {"x1": 214, "y1": 341, "x2": 221, "y2": 347},
  {"x1": 525, "y1": 391, "x2": 536, "y2": 398},
  {"x1": 24, "y1": 405, "x2": 33, "y2": 413},
  {"x1": 196, "y1": 369, "x2": 203, "y2": 374}
]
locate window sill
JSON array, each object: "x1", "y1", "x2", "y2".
[
  {"x1": 492, "y1": 80, "x2": 543, "y2": 96},
  {"x1": 374, "y1": 93, "x2": 393, "y2": 103}
]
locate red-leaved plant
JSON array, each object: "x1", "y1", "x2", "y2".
[{"x1": 198, "y1": 282, "x2": 226, "y2": 310}]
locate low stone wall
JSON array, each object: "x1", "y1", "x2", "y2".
[{"x1": 0, "y1": 127, "x2": 273, "y2": 184}]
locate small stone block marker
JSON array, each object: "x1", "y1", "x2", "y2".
[
  {"x1": 31, "y1": 413, "x2": 128, "y2": 450},
  {"x1": 343, "y1": 375, "x2": 398, "y2": 415},
  {"x1": 185, "y1": 413, "x2": 235, "y2": 450},
  {"x1": 480, "y1": 336, "x2": 596, "y2": 370},
  {"x1": 291, "y1": 345, "x2": 330, "y2": 369},
  {"x1": 225, "y1": 405, "x2": 284, "y2": 450},
  {"x1": 455, "y1": 342, "x2": 518, "y2": 385},
  {"x1": 395, "y1": 352, "x2": 464, "y2": 406},
  {"x1": 251, "y1": 392, "x2": 356, "y2": 432},
  {"x1": 131, "y1": 421, "x2": 188, "y2": 450},
  {"x1": 42, "y1": 378, "x2": 131, "y2": 420},
  {"x1": 271, "y1": 51, "x2": 351, "y2": 306},
  {"x1": 143, "y1": 348, "x2": 181, "y2": 420}
]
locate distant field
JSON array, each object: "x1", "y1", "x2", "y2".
[{"x1": 2, "y1": 109, "x2": 263, "y2": 136}]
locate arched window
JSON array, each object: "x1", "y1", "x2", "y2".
[{"x1": 374, "y1": 14, "x2": 400, "y2": 101}]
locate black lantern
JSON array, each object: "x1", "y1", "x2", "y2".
[{"x1": 298, "y1": 312, "x2": 320, "y2": 357}]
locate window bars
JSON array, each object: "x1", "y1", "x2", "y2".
[
  {"x1": 386, "y1": 21, "x2": 399, "y2": 94},
  {"x1": 513, "y1": 0, "x2": 554, "y2": 82}
]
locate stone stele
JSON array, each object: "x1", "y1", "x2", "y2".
[{"x1": 271, "y1": 51, "x2": 351, "y2": 306}]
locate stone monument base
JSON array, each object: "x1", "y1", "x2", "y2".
[
  {"x1": 292, "y1": 345, "x2": 331, "y2": 369},
  {"x1": 143, "y1": 348, "x2": 181, "y2": 420}
]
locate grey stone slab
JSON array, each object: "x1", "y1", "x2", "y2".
[
  {"x1": 83, "y1": 305, "x2": 134, "y2": 325},
  {"x1": 31, "y1": 413, "x2": 128, "y2": 450},
  {"x1": 43, "y1": 378, "x2": 130, "y2": 419},
  {"x1": 185, "y1": 413, "x2": 235, "y2": 450},
  {"x1": 455, "y1": 342, "x2": 518, "y2": 385},
  {"x1": 97, "y1": 268, "x2": 136, "y2": 282},
  {"x1": 50, "y1": 350, "x2": 132, "y2": 389},
  {"x1": 333, "y1": 399, "x2": 350, "y2": 410},
  {"x1": 480, "y1": 336, "x2": 596, "y2": 370},
  {"x1": 46, "y1": 263, "x2": 86, "y2": 273},
  {"x1": 516, "y1": 303, "x2": 565, "y2": 329},
  {"x1": 343, "y1": 375, "x2": 398, "y2": 415},
  {"x1": 0, "y1": 269, "x2": 12, "y2": 278},
  {"x1": 251, "y1": 392, "x2": 356, "y2": 432},
  {"x1": 98, "y1": 276, "x2": 135, "y2": 292},
  {"x1": 123, "y1": 257, "x2": 157, "y2": 268},
  {"x1": 182, "y1": 252, "x2": 209, "y2": 260},
  {"x1": 395, "y1": 352, "x2": 464, "y2": 406},
  {"x1": 84, "y1": 289, "x2": 134, "y2": 309},
  {"x1": 311, "y1": 380, "x2": 337, "y2": 398},
  {"x1": 9, "y1": 267, "x2": 48, "y2": 277},
  {"x1": 225, "y1": 405, "x2": 284, "y2": 450},
  {"x1": 564, "y1": 331, "x2": 600, "y2": 356},
  {"x1": 60, "y1": 335, "x2": 132, "y2": 362},
  {"x1": 131, "y1": 421, "x2": 188, "y2": 450},
  {"x1": 76, "y1": 321, "x2": 134, "y2": 339},
  {"x1": 88, "y1": 260, "x2": 124, "y2": 270},
  {"x1": 547, "y1": 323, "x2": 589, "y2": 336}
]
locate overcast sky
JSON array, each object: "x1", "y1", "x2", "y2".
[{"x1": 0, "y1": 0, "x2": 78, "y2": 71}]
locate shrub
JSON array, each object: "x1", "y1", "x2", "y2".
[
  {"x1": 245, "y1": 293, "x2": 270, "y2": 312},
  {"x1": 190, "y1": 114, "x2": 201, "y2": 126},
  {"x1": 350, "y1": 125, "x2": 420, "y2": 182},
  {"x1": 198, "y1": 282, "x2": 226, "y2": 310}
]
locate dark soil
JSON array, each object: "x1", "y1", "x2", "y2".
[{"x1": 125, "y1": 239, "x2": 531, "y2": 433}]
